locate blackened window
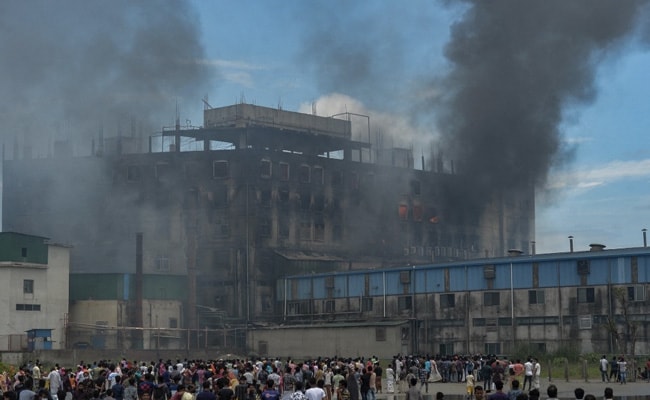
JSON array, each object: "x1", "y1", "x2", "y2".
[
  {"x1": 529, "y1": 289, "x2": 545, "y2": 304},
  {"x1": 23, "y1": 279, "x2": 34, "y2": 294},
  {"x1": 331, "y1": 171, "x2": 342, "y2": 186},
  {"x1": 484, "y1": 292, "x2": 500, "y2": 306},
  {"x1": 398, "y1": 296, "x2": 412, "y2": 311},
  {"x1": 260, "y1": 159, "x2": 272, "y2": 178},
  {"x1": 410, "y1": 180, "x2": 421, "y2": 195},
  {"x1": 279, "y1": 162, "x2": 290, "y2": 181},
  {"x1": 127, "y1": 165, "x2": 140, "y2": 182},
  {"x1": 313, "y1": 166, "x2": 324, "y2": 185},
  {"x1": 577, "y1": 287, "x2": 595, "y2": 303},
  {"x1": 16, "y1": 304, "x2": 41, "y2": 311},
  {"x1": 213, "y1": 160, "x2": 229, "y2": 178},
  {"x1": 299, "y1": 165, "x2": 311, "y2": 183},
  {"x1": 440, "y1": 293, "x2": 455, "y2": 308}
]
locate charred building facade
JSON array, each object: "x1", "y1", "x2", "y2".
[{"x1": 2, "y1": 103, "x2": 534, "y2": 339}]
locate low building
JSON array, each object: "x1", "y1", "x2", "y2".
[
  {"x1": 67, "y1": 273, "x2": 186, "y2": 350},
  {"x1": 0, "y1": 232, "x2": 70, "y2": 350},
  {"x1": 258, "y1": 244, "x2": 650, "y2": 358}
]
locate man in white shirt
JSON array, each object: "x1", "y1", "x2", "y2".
[
  {"x1": 304, "y1": 379, "x2": 326, "y2": 400},
  {"x1": 47, "y1": 366, "x2": 62, "y2": 400},
  {"x1": 599, "y1": 355, "x2": 610, "y2": 382}
]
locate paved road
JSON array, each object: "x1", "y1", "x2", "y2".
[{"x1": 375, "y1": 379, "x2": 650, "y2": 399}]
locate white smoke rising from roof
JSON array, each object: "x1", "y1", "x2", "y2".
[{"x1": 299, "y1": 93, "x2": 439, "y2": 164}]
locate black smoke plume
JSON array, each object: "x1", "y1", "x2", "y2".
[
  {"x1": 0, "y1": 0, "x2": 211, "y2": 156},
  {"x1": 434, "y1": 0, "x2": 650, "y2": 211}
]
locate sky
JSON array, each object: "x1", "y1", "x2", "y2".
[
  {"x1": 1, "y1": 0, "x2": 649, "y2": 255},
  {"x1": 190, "y1": 0, "x2": 650, "y2": 254}
]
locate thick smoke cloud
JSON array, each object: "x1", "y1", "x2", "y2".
[
  {"x1": 297, "y1": 0, "x2": 649, "y2": 219},
  {"x1": 0, "y1": 0, "x2": 211, "y2": 157},
  {"x1": 434, "y1": 0, "x2": 649, "y2": 210}
]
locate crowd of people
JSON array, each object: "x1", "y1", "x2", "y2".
[{"x1": 0, "y1": 354, "x2": 629, "y2": 400}]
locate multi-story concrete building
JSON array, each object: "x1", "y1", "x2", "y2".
[
  {"x1": 2, "y1": 103, "x2": 534, "y2": 351},
  {"x1": 0, "y1": 232, "x2": 70, "y2": 351}
]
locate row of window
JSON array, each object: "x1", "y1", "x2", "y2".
[
  {"x1": 435, "y1": 343, "x2": 545, "y2": 356},
  {"x1": 288, "y1": 286, "x2": 647, "y2": 315},
  {"x1": 16, "y1": 303, "x2": 41, "y2": 311},
  {"x1": 308, "y1": 286, "x2": 646, "y2": 308},
  {"x1": 127, "y1": 160, "x2": 425, "y2": 195}
]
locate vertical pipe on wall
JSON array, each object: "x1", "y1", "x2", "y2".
[
  {"x1": 284, "y1": 278, "x2": 288, "y2": 322},
  {"x1": 383, "y1": 271, "x2": 387, "y2": 319}
]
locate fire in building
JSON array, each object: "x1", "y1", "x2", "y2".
[{"x1": 2, "y1": 103, "x2": 534, "y2": 351}]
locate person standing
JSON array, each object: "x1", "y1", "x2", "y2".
[
  {"x1": 367, "y1": 367, "x2": 376, "y2": 400},
  {"x1": 617, "y1": 358, "x2": 627, "y2": 385},
  {"x1": 323, "y1": 367, "x2": 333, "y2": 400},
  {"x1": 522, "y1": 359, "x2": 533, "y2": 392},
  {"x1": 282, "y1": 366, "x2": 296, "y2": 400},
  {"x1": 466, "y1": 373, "x2": 475, "y2": 400},
  {"x1": 608, "y1": 357, "x2": 618, "y2": 382},
  {"x1": 304, "y1": 379, "x2": 326, "y2": 400},
  {"x1": 261, "y1": 380, "x2": 280, "y2": 400},
  {"x1": 404, "y1": 378, "x2": 422, "y2": 400},
  {"x1": 510, "y1": 361, "x2": 524, "y2": 390},
  {"x1": 384, "y1": 365, "x2": 395, "y2": 395},
  {"x1": 47, "y1": 366, "x2": 62, "y2": 400},
  {"x1": 532, "y1": 359, "x2": 541, "y2": 391},
  {"x1": 373, "y1": 363, "x2": 382, "y2": 395},
  {"x1": 359, "y1": 370, "x2": 370, "y2": 400},
  {"x1": 599, "y1": 356, "x2": 609, "y2": 382},
  {"x1": 32, "y1": 364, "x2": 41, "y2": 392},
  {"x1": 486, "y1": 381, "x2": 507, "y2": 400},
  {"x1": 336, "y1": 380, "x2": 350, "y2": 400},
  {"x1": 479, "y1": 362, "x2": 492, "y2": 393},
  {"x1": 346, "y1": 368, "x2": 359, "y2": 400}
]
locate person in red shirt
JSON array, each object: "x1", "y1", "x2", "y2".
[{"x1": 510, "y1": 360, "x2": 524, "y2": 389}]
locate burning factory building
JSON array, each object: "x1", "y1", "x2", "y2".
[{"x1": 2, "y1": 102, "x2": 533, "y2": 351}]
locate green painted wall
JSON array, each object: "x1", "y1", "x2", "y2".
[
  {"x1": 70, "y1": 273, "x2": 188, "y2": 301},
  {"x1": 0, "y1": 232, "x2": 48, "y2": 264}
]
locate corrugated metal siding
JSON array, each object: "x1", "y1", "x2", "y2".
[
  {"x1": 466, "y1": 266, "x2": 488, "y2": 290},
  {"x1": 296, "y1": 277, "x2": 312, "y2": 299},
  {"x1": 611, "y1": 256, "x2": 629, "y2": 284},
  {"x1": 368, "y1": 273, "x2": 384, "y2": 296},
  {"x1": 558, "y1": 260, "x2": 580, "y2": 286},
  {"x1": 538, "y1": 261, "x2": 560, "y2": 287},
  {"x1": 334, "y1": 275, "x2": 348, "y2": 297},
  {"x1": 640, "y1": 256, "x2": 650, "y2": 281},
  {"x1": 282, "y1": 252, "x2": 650, "y2": 300},
  {"x1": 512, "y1": 263, "x2": 532, "y2": 288},
  {"x1": 492, "y1": 264, "x2": 513, "y2": 289},
  {"x1": 384, "y1": 270, "x2": 408, "y2": 295},
  {"x1": 449, "y1": 267, "x2": 467, "y2": 291},
  {"x1": 347, "y1": 274, "x2": 364, "y2": 297},
  {"x1": 311, "y1": 276, "x2": 326, "y2": 298},
  {"x1": 423, "y1": 268, "x2": 445, "y2": 292}
]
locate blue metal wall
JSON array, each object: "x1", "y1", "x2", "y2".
[{"x1": 277, "y1": 249, "x2": 650, "y2": 300}]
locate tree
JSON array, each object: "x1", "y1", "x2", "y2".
[{"x1": 604, "y1": 287, "x2": 638, "y2": 359}]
